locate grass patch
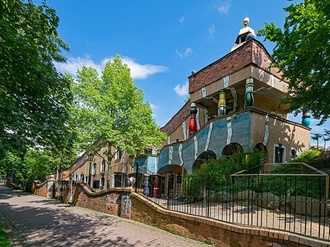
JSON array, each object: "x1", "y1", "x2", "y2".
[{"x1": 0, "y1": 226, "x2": 10, "y2": 247}]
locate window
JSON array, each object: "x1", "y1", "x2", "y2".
[
  {"x1": 274, "y1": 144, "x2": 286, "y2": 163},
  {"x1": 92, "y1": 163, "x2": 97, "y2": 175},
  {"x1": 114, "y1": 174, "x2": 123, "y2": 187},
  {"x1": 291, "y1": 148, "x2": 297, "y2": 159},
  {"x1": 93, "y1": 180, "x2": 100, "y2": 189},
  {"x1": 275, "y1": 146, "x2": 283, "y2": 163},
  {"x1": 100, "y1": 159, "x2": 106, "y2": 173},
  {"x1": 115, "y1": 148, "x2": 123, "y2": 159},
  {"x1": 100, "y1": 174, "x2": 105, "y2": 187}
]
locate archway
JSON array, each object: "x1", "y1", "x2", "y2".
[
  {"x1": 253, "y1": 143, "x2": 269, "y2": 163},
  {"x1": 222, "y1": 143, "x2": 243, "y2": 156},
  {"x1": 192, "y1": 150, "x2": 217, "y2": 172}
]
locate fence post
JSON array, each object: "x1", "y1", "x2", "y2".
[{"x1": 207, "y1": 173, "x2": 211, "y2": 217}]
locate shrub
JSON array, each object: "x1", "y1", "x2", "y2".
[
  {"x1": 291, "y1": 149, "x2": 320, "y2": 163},
  {"x1": 182, "y1": 150, "x2": 265, "y2": 197}
]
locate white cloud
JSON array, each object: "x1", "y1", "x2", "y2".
[
  {"x1": 176, "y1": 48, "x2": 192, "y2": 58},
  {"x1": 216, "y1": 1, "x2": 230, "y2": 14},
  {"x1": 174, "y1": 81, "x2": 189, "y2": 97},
  {"x1": 55, "y1": 55, "x2": 167, "y2": 80},
  {"x1": 55, "y1": 57, "x2": 102, "y2": 76},
  {"x1": 208, "y1": 24, "x2": 215, "y2": 35},
  {"x1": 118, "y1": 57, "x2": 167, "y2": 80},
  {"x1": 149, "y1": 103, "x2": 157, "y2": 111},
  {"x1": 208, "y1": 24, "x2": 215, "y2": 42}
]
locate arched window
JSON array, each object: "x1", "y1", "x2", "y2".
[
  {"x1": 222, "y1": 143, "x2": 243, "y2": 156},
  {"x1": 253, "y1": 143, "x2": 269, "y2": 163}
]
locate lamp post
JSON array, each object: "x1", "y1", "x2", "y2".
[{"x1": 88, "y1": 152, "x2": 94, "y2": 188}]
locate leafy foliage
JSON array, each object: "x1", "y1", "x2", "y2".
[
  {"x1": 183, "y1": 151, "x2": 325, "y2": 200},
  {"x1": 70, "y1": 55, "x2": 166, "y2": 156},
  {"x1": 0, "y1": 226, "x2": 10, "y2": 247},
  {"x1": 258, "y1": 0, "x2": 330, "y2": 124},
  {"x1": 0, "y1": 148, "x2": 71, "y2": 186},
  {"x1": 291, "y1": 149, "x2": 320, "y2": 163},
  {"x1": 183, "y1": 151, "x2": 265, "y2": 198},
  {"x1": 0, "y1": 0, "x2": 72, "y2": 158},
  {"x1": 0, "y1": 151, "x2": 22, "y2": 180}
]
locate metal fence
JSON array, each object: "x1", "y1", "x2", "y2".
[{"x1": 144, "y1": 163, "x2": 330, "y2": 241}]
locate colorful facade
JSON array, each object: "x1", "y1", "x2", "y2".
[{"x1": 156, "y1": 19, "x2": 311, "y2": 198}]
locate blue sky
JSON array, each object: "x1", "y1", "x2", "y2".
[{"x1": 42, "y1": 0, "x2": 328, "y2": 146}]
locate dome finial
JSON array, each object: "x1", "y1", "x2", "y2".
[{"x1": 243, "y1": 17, "x2": 249, "y2": 27}]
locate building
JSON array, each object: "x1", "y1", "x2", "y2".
[
  {"x1": 57, "y1": 143, "x2": 158, "y2": 197},
  {"x1": 57, "y1": 19, "x2": 310, "y2": 199},
  {"x1": 155, "y1": 18, "x2": 311, "y2": 198}
]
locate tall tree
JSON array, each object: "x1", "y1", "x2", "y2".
[
  {"x1": 258, "y1": 0, "x2": 330, "y2": 124},
  {"x1": 71, "y1": 55, "x2": 166, "y2": 186},
  {"x1": 0, "y1": 0, "x2": 72, "y2": 159}
]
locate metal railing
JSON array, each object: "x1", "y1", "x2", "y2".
[{"x1": 143, "y1": 163, "x2": 330, "y2": 241}]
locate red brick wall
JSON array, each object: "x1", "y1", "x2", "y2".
[
  {"x1": 31, "y1": 180, "x2": 48, "y2": 197},
  {"x1": 71, "y1": 183, "x2": 132, "y2": 217},
  {"x1": 32, "y1": 181, "x2": 320, "y2": 246},
  {"x1": 131, "y1": 194, "x2": 320, "y2": 247},
  {"x1": 188, "y1": 39, "x2": 282, "y2": 95},
  {"x1": 160, "y1": 101, "x2": 190, "y2": 135}
]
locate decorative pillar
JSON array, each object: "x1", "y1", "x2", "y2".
[
  {"x1": 302, "y1": 109, "x2": 311, "y2": 127},
  {"x1": 68, "y1": 174, "x2": 73, "y2": 204},
  {"x1": 244, "y1": 78, "x2": 254, "y2": 108},
  {"x1": 218, "y1": 90, "x2": 226, "y2": 117},
  {"x1": 189, "y1": 103, "x2": 197, "y2": 136}
]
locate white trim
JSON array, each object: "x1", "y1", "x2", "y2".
[
  {"x1": 194, "y1": 136, "x2": 198, "y2": 160},
  {"x1": 169, "y1": 146, "x2": 173, "y2": 164},
  {"x1": 226, "y1": 117, "x2": 232, "y2": 145},
  {"x1": 223, "y1": 75, "x2": 229, "y2": 88},
  {"x1": 179, "y1": 144, "x2": 183, "y2": 166},
  {"x1": 196, "y1": 109, "x2": 200, "y2": 130},
  {"x1": 182, "y1": 121, "x2": 187, "y2": 140},
  {"x1": 263, "y1": 115, "x2": 269, "y2": 145},
  {"x1": 202, "y1": 86, "x2": 207, "y2": 97},
  {"x1": 205, "y1": 122, "x2": 213, "y2": 151}
]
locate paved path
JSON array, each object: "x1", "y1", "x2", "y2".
[{"x1": 0, "y1": 185, "x2": 211, "y2": 247}]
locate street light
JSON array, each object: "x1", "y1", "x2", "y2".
[{"x1": 88, "y1": 152, "x2": 94, "y2": 188}]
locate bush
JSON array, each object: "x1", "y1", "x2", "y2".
[
  {"x1": 291, "y1": 149, "x2": 320, "y2": 163},
  {"x1": 0, "y1": 226, "x2": 10, "y2": 247},
  {"x1": 182, "y1": 150, "x2": 265, "y2": 198}
]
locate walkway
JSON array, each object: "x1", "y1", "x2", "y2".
[{"x1": 0, "y1": 185, "x2": 211, "y2": 247}]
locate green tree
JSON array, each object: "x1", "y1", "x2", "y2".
[
  {"x1": 0, "y1": 0, "x2": 72, "y2": 158},
  {"x1": 20, "y1": 149, "x2": 60, "y2": 182},
  {"x1": 71, "y1": 55, "x2": 166, "y2": 187},
  {"x1": 258, "y1": 0, "x2": 330, "y2": 124},
  {"x1": 0, "y1": 151, "x2": 22, "y2": 180}
]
